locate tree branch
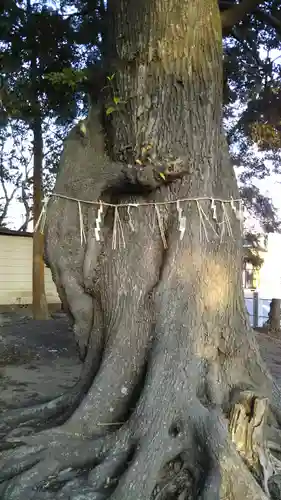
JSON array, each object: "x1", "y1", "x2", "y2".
[
  {"x1": 254, "y1": 9, "x2": 281, "y2": 36},
  {"x1": 63, "y1": 8, "x2": 89, "y2": 20},
  {"x1": 0, "y1": 183, "x2": 19, "y2": 225},
  {"x1": 18, "y1": 179, "x2": 32, "y2": 232},
  {"x1": 0, "y1": 168, "x2": 9, "y2": 203},
  {"x1": 219, "y1": 0, "x2": 281, "y2": 38},
  {"x1": 0, "y1": 163, "x2": 19, "y2": 225},
  {"x1": 221, "y1": 0, "x2": 264, "y2": 30},
  {"x1": 231, "y1": 26, "x2": 262, "y2": 66}
]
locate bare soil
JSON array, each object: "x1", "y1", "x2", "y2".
[
  {"x1": 0, "y1": 316, "x2": 281, "y2": 413},
  {"x1": 0, "y1": 314, "x2": 81, "y2": 411},
  {"x1": 256, "y1": 330, "x2": 281, "y2": 387}
]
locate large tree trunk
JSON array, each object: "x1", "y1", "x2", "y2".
[{"x1": 1, "y1": 0, "x2": 281, "y2": 499}]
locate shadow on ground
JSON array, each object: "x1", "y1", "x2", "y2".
[
  {"x1": 1, "y1": 315, "x2": 281, "y2": 414},
  {"x1": 0, "y1": 313, "x2": 81, "y2": 410}
]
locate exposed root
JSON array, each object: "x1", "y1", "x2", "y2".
[
  {"x1": 150, "y1": 455, "x2": 195, "y2": 499},
  {"x1": 87, "y1": 445, "x2": 134, "y2": 491},
  {"x1": 0, "y1": 383, "x2": 277, "y2": 500},
  {"x1": 271, "y1": 380, "x2": 281, "y2": 427},
  {"x1": 205, "y1": 410, "x2": 269, "y2": 500},
  {"x1": 229, "y1": 391, "x2": 273, "y2": 494},
  {"x1": 0, "y1": 425, "x2": 134, "y2": 500}
]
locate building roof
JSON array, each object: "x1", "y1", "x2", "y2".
[{"x1": 0, "y1": 228, "x2": 33, "y2": 238}]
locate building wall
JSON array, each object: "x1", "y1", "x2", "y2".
[
  {"x1": 0, "y1": 234, "x2": 60, "y2": 306},
  {"x1": 243, "y1": 233, "x2": 281, "y2": 327},
  {"x1": 258, "y1": 233, "x2": 281, "y2": 299}
]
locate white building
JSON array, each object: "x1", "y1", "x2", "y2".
[
  {"x1": 244, "y1": 233, "x2": 281, "y2": 327},
  {"x1": 0, "y1": 229, "x2": 60, "y2": 309}
]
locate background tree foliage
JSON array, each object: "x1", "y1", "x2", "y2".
[
  {"x1": 0, "y1": 0, "x2": 281, "y2": 233},
  {"x1": 0, "y1": 121, "x2": 33, "y2": 229},
  {"x1": 221, "y1": 0, "x2": 281, "y2": 231},
  {"x1": 0, "y1": 0, "x2": 86, "y2": 227},
  {"x1": 0, "y1": 0, "x2": 87, "y2": 318}
]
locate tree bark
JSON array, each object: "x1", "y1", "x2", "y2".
[{"x1": 1, "y1": 0, "x2": 281, "y2": 499}]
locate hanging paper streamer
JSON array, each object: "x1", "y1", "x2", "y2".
[
  {"x1": 238, "y1": 200, "x2": 244, "y2": 231},
  {"x1": 223, "y1": 203, "x2": 233, "y2": 238},
  {"x1": 219, "y1": 202, "x2": 234, "y2": 242},
  {"x1": 176, "y1": 200, "x2": 186, "y2": 240},
  {"x1": 230, "y1": 197, "x2": 244, "y2": 232},
  {"x1": 78, "y1": 201, "x2": 87, "y2": 245},
  {"x1": 196, "y1": 201, "x2": 219, "y2": 243},
  {"x1": 233, "y1": 199, "x2": 244, "y2": 232},
  {"x1": 112, "y1": 206, "x2": 126, "y2": 250},
  {"x1": 197, "y1": 201, "x2": 209, "y2": 242},
  {"x1": 237, "y1": 200, "x2": 243, "y2": 221},
  {"x1": 230, "y1": 196, "x2": 243, "y2": 221},
  {"x1": 211, "y1": 198, "x2": 217, "y2": 222},
  {"x1": 230, "y1": 196, "x2": 236, "y2": 215},
  {"x1": 34, "y1": 196, "x2": 49, "y2": 234},
  {"x1": 94, "y1": 202, "x2": 103, "y2": 241},
  {"x1": 112, "y1": 207, "x2": 118, "y2": 250},
  {"x1": 127, "y1": 206, "x2": 135, "y2": 232},
  {"x1": 154, "y1": 204, "x2": 167, "y2": 249}
]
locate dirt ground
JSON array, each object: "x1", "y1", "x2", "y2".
[
  {"x1": 1, "y1": 314, "x2": 281, "y2": 414},
  {"x1": 256, "y1": 331, "x2": 281, "y2": 387},
  {"x1": 0, "y1": 313, "x2": 81, "y2": 411}
]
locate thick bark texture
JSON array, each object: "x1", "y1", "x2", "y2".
[{"x1": 1, "y1": 0, "x2": 281, "y2": 499}]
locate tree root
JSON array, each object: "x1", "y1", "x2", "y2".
[
  {"x1": 0, "y1": 389, "x2": 277, "y2": 500},
  {"x1": 228, "y1": 390, "x2": 273, "y2": 494},
  {"x1": 150, "y1": 454, "x2": 195, "y2": 499},
  {"x1": 203, "y1": 409, "x2": 270, "y2": 500},
  {"x1": 0, "y1": 425, "x2": 134, "y2": 500},
  {"x1": 0, "y1": 322, "x2": 277, "y2": 500},
  {"x1": 270, "y1": 380, "x2": 281, "y2": 427}
]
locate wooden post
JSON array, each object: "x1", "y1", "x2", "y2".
[
  {"x1": 27, "y1": 0, "x2": 49, "y2": 321},
  {"x1": 253, "y1": 291, "x2": 259, "y2": 329},
  {"x1": 32, "y1": 116, "x2": 49, "y2": 320},
  {"x1": 268, "y1": 298, "x2": 281, "y2": 335}
]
